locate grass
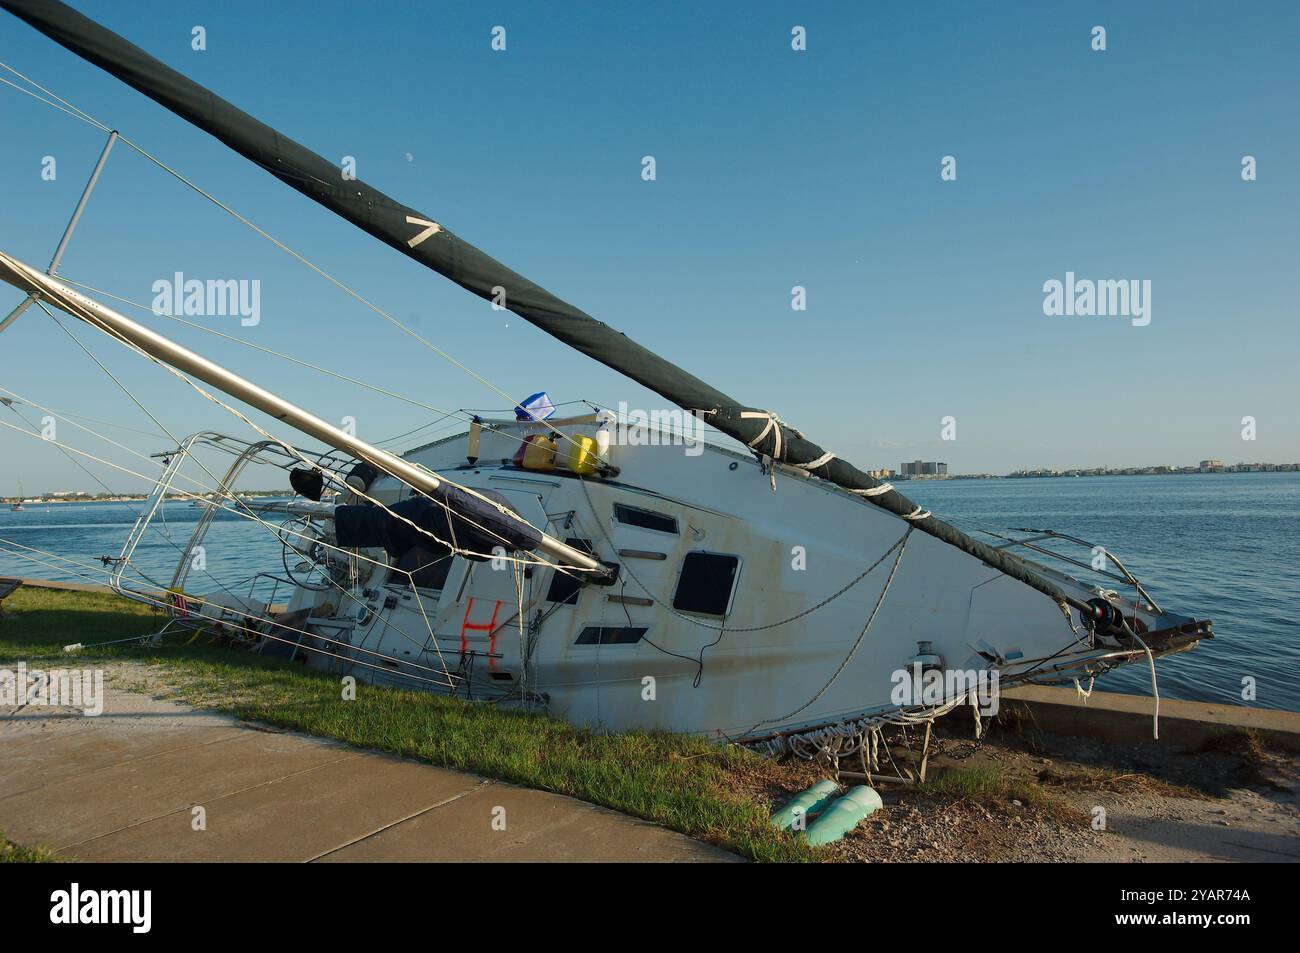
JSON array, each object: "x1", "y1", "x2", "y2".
[
  {"x1": 0, "y1": 586, "x2": 815, "y2": 862},
  {"x1": 921, "y1": 764, "x2": 1086, "y2": 823},
  {"x1": 1035, "y1": 765, "x2": 1211, "y2": 800},
  {"x1": 0, "y1": 831, "x2": 58, "y2": 863},
  {"x1": 988, "y1": 701, "x2": 1046, "y2": 754},
  {"x1": 1194, "y1": 728, "x2": 1292, "y2": 791}
]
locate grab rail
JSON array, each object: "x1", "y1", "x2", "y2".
[{"x1": 982, "y1": 527, "x2": 1162, "y2": 615}]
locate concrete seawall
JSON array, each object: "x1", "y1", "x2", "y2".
[{"x1": 1002, "y1": 685, "x2": 1300, "y2": 752}]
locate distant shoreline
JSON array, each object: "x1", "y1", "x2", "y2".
[
  {"x1": 863, "y1": 467, "x2": 1300, "y2": 482},
  {"x1": 4, "y1": 468, "x2": 1298, "y2": 503},
  {"x1": 1, "y1": 493, "x2": 286, "y2": 504}
]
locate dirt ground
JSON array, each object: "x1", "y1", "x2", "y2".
[{"x1": 744, "y1": 708, "x2": 1300, "y2": 862}]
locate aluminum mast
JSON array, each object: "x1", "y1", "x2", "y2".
[{"x1": 0, "y1": 249, "x2": 609, "y2": 578}]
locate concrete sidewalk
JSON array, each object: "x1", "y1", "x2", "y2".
[{"x1": 0, "y1": 678, "x2": 736, "y2": 863}]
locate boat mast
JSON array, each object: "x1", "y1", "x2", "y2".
[
  {"x1": 0, "y1": 0, "x2": 1086, "y2": 612},
  {"x1": 0, "y1": 249, "x2": 609, "y2": 578}
]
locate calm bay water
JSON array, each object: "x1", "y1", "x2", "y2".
[
  {"x1": 0, "y1": 499, "x2": 290, "y2": 607},
  {"x1": 1, "y1": 473, "x2": 1296, "y2": 710},
  {"x1": 902, "y1": 472, "x2": 1300, "y2": 712}
]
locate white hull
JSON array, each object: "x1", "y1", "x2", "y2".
[{"x1": 270, "y1": 419, "x2": 1206, "y2": 741}]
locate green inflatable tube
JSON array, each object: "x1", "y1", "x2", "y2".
[
  {"x1": 770, "y1": 780, "x2": 840, "y2": 831},
  {"x1": 804, "y1": 785, "x2": 883, "y2": 846}
]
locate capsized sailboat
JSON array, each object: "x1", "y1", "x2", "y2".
[{"x1": 0, "y1": 0, "x2": 1210, "y2": 750}]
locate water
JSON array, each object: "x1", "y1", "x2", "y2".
[
  {"x1": 0, "y1": 498, "x2": 292, "y2": 607},
  {"x1": 1, "y1": 475, "x2": 1296, "y2": 710},
  {"x1": 901, "y1": 472, "x2": 1300, "y2": 711}
]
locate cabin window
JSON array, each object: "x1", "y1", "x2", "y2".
[
  {"x1": 545, "y1": 538, "x2": 594, "y2": 605},
  {"x1": 672, "y1": 552, "x2": 740, "y2": 617},
  {"x1": 575, "y1": 626, "x2": 647, "y2": 645},
  {"x1": 613, "y1": 503, "x2": 678, "y2": 535}
]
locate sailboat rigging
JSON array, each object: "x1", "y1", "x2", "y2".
[{"x1": 0, "y1": 0, "x2": 1211, "y2": 749}]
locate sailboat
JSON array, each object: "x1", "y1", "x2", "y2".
[
  {"x1": 0, "y1": 1, "x2": 1211, "y2": 750},
  {"x1": 9, "y1": 481, "x2": 22, "y2": 512}
]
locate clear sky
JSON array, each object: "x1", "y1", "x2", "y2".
[{"x1": 1, "y1": 0, "x2": 1297, "y2": 493}]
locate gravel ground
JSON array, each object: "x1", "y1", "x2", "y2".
[{"x1": 758, "y1": 717, "x2": 1299, "y2": 863}]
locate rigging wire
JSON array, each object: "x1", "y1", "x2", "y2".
[
  {"x1": 0, "y1": 390, "x2": 255, "y2": 607},
  {"x1": 0, "y1": 408, "x2": 460, "y2": 675},
  {"x1": 53, "y1": 276, "x2": 475, "y2": 429},
  {"x1": 748, "y1": 528, "x2": 912, "y2": 731},
  {"x1": 6, "y1": 265, "x2": 585, "y2": 578},
  {"x1": 0, "y1": 537, "x2": 458, "y2": 689},
  {"x1": 53, "y1": 275, "x2": 599, "y2": 459},
  {"x1": 0, "y1": 59, "x2": 623, "y2": 603},
  {"x1": 0, "y1": 57, "x2": 588, "y2": 456},
  {"x1": 0, "y1": 395, "x2": 165, "y2": 440}
]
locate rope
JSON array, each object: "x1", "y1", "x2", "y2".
[
  {"x1": 766, "y1": 692, "x2": 969, "y2": 763},
  {"x1": 793, "y1": 450, "x2": 836, "y2": 471},
  {"x1": 1130, "y1": 628, "x2": 1161, "y2": 740},
  {"x1": 745, "y1": 527, "x2": 911, "y2": 730},
  {"x1": 852, "y1": 483, "x2": 893, "y2": 497}
]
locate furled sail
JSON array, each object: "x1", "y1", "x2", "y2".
[{"x1": 0, "y1": 0, "x2": 1084, "y2": 611}]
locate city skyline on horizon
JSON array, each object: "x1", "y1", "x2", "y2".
[{"x1": 6, "y1": 448, "x2": 1300, "y2": 498}]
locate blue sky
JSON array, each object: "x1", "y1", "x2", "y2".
[{"x1": 1, "y1": 0, "x2": 1297, "y2": 493}]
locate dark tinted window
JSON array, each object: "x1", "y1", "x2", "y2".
[
  {"x1": 613, "y1": 503, "x2": 678, "y2": 535},
  {"x1": 672, "y1": 552, "x2": 739, "y2": 616},
  {"x1": 545, "y1": 538, "x2": 594, "y2": 604},
  {"x1": 575, "y1": 626, "x2": 647, "y2": 645}
]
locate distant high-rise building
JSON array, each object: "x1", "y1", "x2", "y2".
[{"x1": 900, "y1": 460, "x2": 948, "y2": 477}]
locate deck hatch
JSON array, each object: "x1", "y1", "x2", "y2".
[
  {"x1": 672, "y1": 552, "x2": 740, "y2": 616},
  {"x1": 575, "y1": 625, "x2": 647, "y2": 645}
]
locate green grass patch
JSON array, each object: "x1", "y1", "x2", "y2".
[
  {"x1": 922, "y1": 764, "x2": 1084, "y2": 822},
  {"x1": 0, "y1": 831, "x2": 58, "y2": 863},
  {"x1": 0, "y1": 586, "x2": 160, "y2": 662},
  {"x1": 0, "y1": 586, "x2": 814, "y2": 862}
]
